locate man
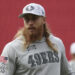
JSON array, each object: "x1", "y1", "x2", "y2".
[
  {"x1": 0, "y1": 3, "x2": 73, "y2": 75},
  {"x1": 69, "y1": 42, "x2": 75, "y2": 73}
]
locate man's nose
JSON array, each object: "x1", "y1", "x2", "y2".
[{"x1": 28, "y1": 20, "x2": 34, "y2": 26}]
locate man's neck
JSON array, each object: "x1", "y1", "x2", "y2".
[{"x1": 26, "y1": 34, "x2": 43, "y2": 44}]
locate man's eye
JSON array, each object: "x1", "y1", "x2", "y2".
[
  {"x1": 33, "y1": 16, "x2": 39, "y2": 20},
  {"x1": 24, "y1": 17, "x2": 29, "y2": 22}
]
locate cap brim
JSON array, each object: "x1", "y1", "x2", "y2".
[
  {"x1": 18, "y1": 13, "x2": 45, "y2": 18},
  {"x1": 18, "y1": 14, "x2": 26, "y2": 18},
  {"x1": 18, "y1": 13, "x2": 39, "y2": 18}
]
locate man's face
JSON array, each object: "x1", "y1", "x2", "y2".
[{"x1": 23, "y1": 14, "x2": 45, "y2": 36}]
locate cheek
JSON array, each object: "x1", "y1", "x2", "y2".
[
  {"x1": 24, "y1": 20, "x2": 28, "y2": 26},
  {"x1": 35, "y1": 18, "x2": 44, "y2": 26},
  {"x1": 36, "y1": 24, "x2": 44, "y2": 33},
  {"x1": 35, "y1": 20, "x2": 43, "y2": 27},
  {"x1": 36, "y1": 23, "x2": 43, "y2": 30},
  {"x1": 24, "y1": 22, "x2": 28, "y2": 29},
  {"x1": 24, "y1": 25, "x2": 28, "y2": 30}
]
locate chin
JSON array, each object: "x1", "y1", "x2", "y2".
[{"x1": 29, "y1": 32, "x2": 36, "y2": 36}]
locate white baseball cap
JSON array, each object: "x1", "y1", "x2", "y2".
[
  {"x1": 19, "y1": 3, "x2": 45, "y2": 18},
  {"x1": 70, "y1": 42, "x2": 75, "y2": 54}
]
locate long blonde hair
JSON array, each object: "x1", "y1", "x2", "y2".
[{"x1": 14, "y1": 24, "x2": 58, "y2": 52}]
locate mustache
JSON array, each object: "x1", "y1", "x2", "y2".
[{"x1": 28, "y1": 27, "x2": 36, "y2": 30}]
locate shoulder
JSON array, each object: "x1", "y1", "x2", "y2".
[
  {"x1": 4, "y1": 36, "x2": 23, "y2": 49},
  {"x1": 49, "y1": 34, "x2": 65, "y2": 52},
  {"x1": 1, "y1": 35, "x2": 24, "y2": 56},
  {"x1": 49, "y1": 34, "x2": 64, "y2": 45}
]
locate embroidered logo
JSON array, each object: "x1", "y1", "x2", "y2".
[
  {"x1": 26, "y1": 5, "x2": 34, "y2": 11},
  {"x1": 27, "y1": 45, "x2": 36, "y2": 51}
]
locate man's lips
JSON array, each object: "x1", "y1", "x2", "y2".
[
  {"x1": 28, "y1": 27, "x2": 36, "y2": 32},
  {"x1": 28, "y1": 27, "x2": 36, "y2": 30}
]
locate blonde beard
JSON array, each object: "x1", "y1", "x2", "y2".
[{"x1": 23, "y1": 26, "x2": 44, "y2": 44}]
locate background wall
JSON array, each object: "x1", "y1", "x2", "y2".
[{"x1": 0, "y1": 0, "x2": 75, "y2": 60}]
